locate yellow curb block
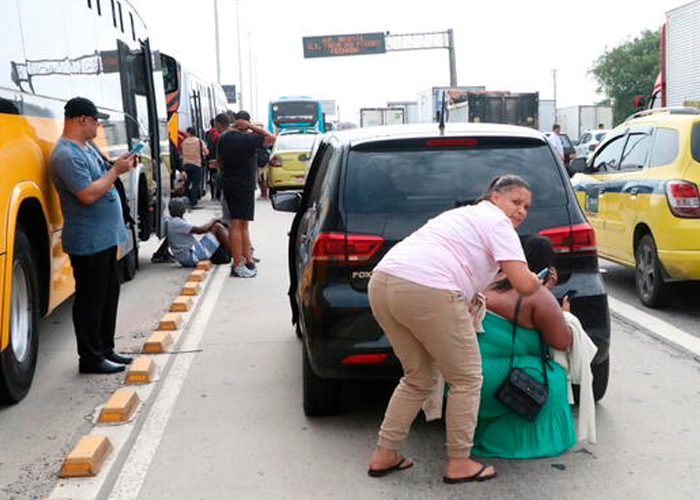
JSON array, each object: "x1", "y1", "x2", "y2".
[
  {"x1": 58, "y1": 435, "x2": 112, "y2": 478},
  {"x1": 124, "y1": 357, "x2": 156, "y2": 385},
  {"x1": 40, "y1": 498, "x2": 71, "y2": 500},
  {"x1": 158, "y1": 312, "x2": 183, "y2": 331},
  {"x1": 170, "y1": 296, "x2": 193, "y2": 312},
  {"x1": 142, "y1": 331, "x2": 174, "y2": 354},
  {"x1": 196, "y1": 260, "x2": 213, "y2": 271},
  {"x1": 98, "y1": 388, "x2": 140, "y2": 423},
  {"x1": 186, "y1": 269, "x2": 207, "y2": 282},
  {"x1": 181, "y1": 283, "x2": 201, "y2": 296}
]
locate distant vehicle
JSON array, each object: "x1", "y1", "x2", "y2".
[
  {"x1": 447, "y1": 91, "x2": 539, "y2": 128},
  {"x1": 557, "y1": 105, "x2": 613, "y2": 139},
  {"x1": 273, "y1": 123, "x2": 611, "y2": 416},
  {"x1": 416, "y1": 86, "x2": 486, "y2": 123},
  {"x1": 1, "y1": 0, "x2": 170, "y2": 403},
  {"x1": 638, "y1": 1, "x2": 700, "y2": 110},
  {"x1": 267, "y1": 132, "x2": 318, "y2": 195},
  {"x1": 268, "y1": 97, "x2": 326, "y2": 134},
  {"x1": 359, "y1": 107, "x2": 405, "y2": 127},
  {"x1": 574, "y1": 129, "x2": 611, "y2": 159},
  {"x1": 545, "y1": 132, "x2": 576, "y2": 167},
  {"x1": 570, "y1": 107, "x2": 700, "y2": 307}
]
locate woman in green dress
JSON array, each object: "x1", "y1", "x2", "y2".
[{"x1": 473, "y1": 236, "x2": 575, "y2": 459}]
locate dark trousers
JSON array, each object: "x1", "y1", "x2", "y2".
[
  {"x1": 184, "y1": 163, "x2": 202, "y2": 206},
  {"x1": 69, "y1": 246, "x2": 120, "y2": 364}
]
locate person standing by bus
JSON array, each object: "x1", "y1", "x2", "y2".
[
  {"x1": 216, "y1": 110, "x2": 275, "y2": 278},
  {"x1": 50, "y1": 97, "x2": 137, "y2": 374},
  {"x1": 181, "y1": 127, "x2": 209, "y2": 208}
]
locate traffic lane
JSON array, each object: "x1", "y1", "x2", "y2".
[
  {"x1": 133, "y1": 204, "x2": 700, "y2": 499},
  {"x1": 0, "y1": 237, "x2": 191, "y2": 500},
  {"x1": 600, "y1": 258, "x2": 700, "y2": 335}
]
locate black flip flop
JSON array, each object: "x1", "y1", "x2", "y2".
[
  {"x1": 367, "y1": 457, "x2": 414, "y2": 478},
  {"x1": 443, "y1": 465, "x2": 498, "y2": 484}
]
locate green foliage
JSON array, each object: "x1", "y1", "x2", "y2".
[{"x1": 590, "y1": 29, "x2": 661, "y2": 124}]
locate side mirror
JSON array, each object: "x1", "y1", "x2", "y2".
[
  {"x1": 569, "y1": 157, "x2": 589, "y2": 174},
  {"x1": 271, "y1": 191, "x2": 302, "y2": 213}
]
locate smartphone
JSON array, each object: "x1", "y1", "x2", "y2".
[
  {"x1": 130, "y1": 141, "x2": 145, "y2": 155},
  {"x1": 536, "y1": 267, "x2": 550, "y2": 280},
  {"x1": 563, "y1": 290, "x2": 578, "y2": 299}
]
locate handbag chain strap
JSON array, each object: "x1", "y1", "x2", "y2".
[{"x1": 508, "y1": 295, "x2": 548, "y2": 387}]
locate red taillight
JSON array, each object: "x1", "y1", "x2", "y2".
[
  {"x1": 538, "y1": 223, "x2": 597, "y2": 255},
  {"x1": 665, "y1": 180, "x2": 700, "y2": 218},
  {"x1": 425, "y1": 138, "x2": 478, "y2": 147},
  {"x1": 269, "y1": 154, "x2": 282, "y2": 167},
  {"x1": 312, "y1": 233, "x2": 384, "y2": 265},
  {"x1": 341, "y1": 354, "x2": 388, "y2": 364}
]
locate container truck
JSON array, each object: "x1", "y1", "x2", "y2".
[
  {"x1": 446, "y1": 91, "x2": 539, "y2": 128},
  {"x1": 387, "y1": 101, "x2": 419, "y2": 124},
  {"x1": 359, "y1": 107, "x2": 405, "y2": 127},
  {"x1": 416, "y1": 86, "x2": 486, "y2": 123},
  {"x1": 556, "y1": 105, "x2": 613, "y2": 139}
]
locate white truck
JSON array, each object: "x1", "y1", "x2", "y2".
[
  {"x1": 416, "y1": 86, "x2": 486, "y2": 123},
  {"x1": 556, "y1": 105, "x2": 613, "y2": 139},
  {"x1": 646, "y1": 0, "x2": 700, "y2": 108},
  {"x1": 359, "y1": 107, "x2": 405, "y2": 127}
]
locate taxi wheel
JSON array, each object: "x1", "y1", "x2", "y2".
[
  {"x1": 635, "y1": 234, "x2": 672, "y2": 308},
  {"x1": 0, "y1": 225, "x2": 40, "y2": 404}
]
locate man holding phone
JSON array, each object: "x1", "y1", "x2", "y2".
[{"x1": 50, "y1": 97, "x2": 137, "y2": 374}]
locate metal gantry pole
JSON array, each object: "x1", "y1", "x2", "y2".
[
  {"x1": 235, "y1": 0, "x2": 244, "y2": 109},
  {"x1": 447, "y1": 29, "x2": 457, "y2": 86},
  {"x1": 214, "y1": 0, "x2": 221, "y2": 84}
]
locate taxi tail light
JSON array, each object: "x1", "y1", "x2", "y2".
[
  {"x1": 665, "y1": 180, "x2": 700, "y2": 218},
  {"x1": 538, "y1": 223, "x2": 597, "y2": 255},
  {"x1": 341, "y1": 354, "x2": 388, "y2": 364},
  {"x1": 269, "y1": 154, "x2": 282, "y2": 167},
  {"x1": 312, "y1": 233, "x2": 384, "y2": 265}
]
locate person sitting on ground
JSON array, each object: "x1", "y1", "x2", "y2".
[
  {"x1": 473, "y1": 235, "x2": 575, "y2": 459},
  {"x1": 165, "y1": 198, "x2": 231, "y2": 267}
]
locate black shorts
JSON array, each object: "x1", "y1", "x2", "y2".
[{"x1": 223, "y1": 187, "x2": 255, "y2": 221}]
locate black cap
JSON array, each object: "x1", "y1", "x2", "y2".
[
  {"x1": 234, "y1": 110, "x2": 251, "y2": 121},
  {"x1": 64, "y1": 97, "x2": 110, "y2": 120}
]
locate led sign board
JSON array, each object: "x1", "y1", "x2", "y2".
[{"x1": 302, "y1": 33, "x2": 386, "y2": 58}]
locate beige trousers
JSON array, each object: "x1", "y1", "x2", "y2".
[{"x1": 369, "y1": 271, "x2": 482, "y2": 459}]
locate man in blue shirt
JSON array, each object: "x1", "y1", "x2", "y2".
[{"x1": 50, "y1": 97, "x2": 137, "y2": 374}]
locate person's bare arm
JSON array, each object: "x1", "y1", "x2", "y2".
[
  {"x1": 190, "y1": 218, "x2": 219, "y2": 235},
  {"x1": 246, "y1": 121, "x2": 276, "y2": 147},
  {"x1": 499, "y1": 260, "x2": 541, "y2": 296},
  {"x1": 74, "y1": 153, "x2": 136, "y2": 205},
  {"x1": 530, "y1": 288, "x2": 572, "y2": 350}
]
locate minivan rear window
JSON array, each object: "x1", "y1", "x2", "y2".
[{"x1": 344, "y1": 140, "x2": 568, "y2": 213}]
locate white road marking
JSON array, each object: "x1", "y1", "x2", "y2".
[
  {"x1": 48, "y1": 266, "x2": 226, "y2": 500},
  {"x1": 608, "y1": 296, "x2": 700, "y2": 358}
]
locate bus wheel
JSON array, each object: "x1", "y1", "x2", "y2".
[
  {"x1": 0, "y1": 225, "x2": 40, "y2": 404},
  {"x1": 121, "y1": 225, "x2": 138, "y2": 282}
]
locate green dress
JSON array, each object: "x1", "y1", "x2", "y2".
[{"x1": 471, "y1": 311, "x2": 576, "y2": 459}]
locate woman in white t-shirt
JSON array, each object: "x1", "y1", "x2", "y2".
[{"x1": 366, "y1": 175, "x2": 542, "y2": 484}]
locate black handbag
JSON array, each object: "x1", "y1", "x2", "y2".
[{"x1": 495, "y1": 296, "x2": 549, "y2": 422}]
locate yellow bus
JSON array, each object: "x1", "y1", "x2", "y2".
[{"x1": 0, "y1": 0, "x2": 170, "y2": 403}]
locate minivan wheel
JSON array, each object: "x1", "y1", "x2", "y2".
[
  {"x1": 0, "y1": 225, "x2": 40, "y2": 404},
  {"x1": 302, "y1": 342, "x2": 340, "y2": 416},
  {"x1": 635, "y1": 234, "x2": 672, "y2": 308}
]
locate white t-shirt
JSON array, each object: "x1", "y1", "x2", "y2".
[
  {"x1": 165, "y1": 216, "x2": 196, "y2": 263},
  {"x1": 547, "y1": 133, "x2": 564, "y2": 160},
  {"x1": 374, "y1": 201, "x2": 526, "y2": 299}
]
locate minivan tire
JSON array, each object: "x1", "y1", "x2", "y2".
[
  {"x1": 302, "y1": 341, "x2": 340, "y2": 416},
  {"x1": 635, "y1": 234, "x2": 672, "y2": 308}
]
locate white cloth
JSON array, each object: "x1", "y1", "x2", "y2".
[
  {"x1": 552, "y1": 311, "x2": 598, "y2": 444},
  {"x1": 547, "y1": 133, "x2": 564, "y2": 160},
  {"x1": 422, "y1": 294, "x2": 487, "y2": 421}
]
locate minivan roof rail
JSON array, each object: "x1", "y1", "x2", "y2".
[{"x1": 626, "y1": 106, "x2": 700, "y2": 122}]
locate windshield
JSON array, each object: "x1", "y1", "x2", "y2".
[
  {"x1": 344, "y1": 141, "x2": 567, "y2": 213},
  {"x1": 276, "y1": 134, "x2": 317, "y2": 151},
  {"x1": 594, "y1": 132, "x2": 608, "y2": 142},
  {"x1": 271, "y1": 101, "x2": 318, "y2": 126}
]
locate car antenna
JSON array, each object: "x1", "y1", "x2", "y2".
[{"x1": 438, "y1": 90, "x2": 448, "y2": 134}]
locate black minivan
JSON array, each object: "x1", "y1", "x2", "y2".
[{"x1": 273, "y1": 123, "x2": 610, "y2": 416}]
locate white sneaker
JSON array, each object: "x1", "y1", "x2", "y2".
[{"x1": 230, "y1": 259, "x2": 257, "y2": 278}]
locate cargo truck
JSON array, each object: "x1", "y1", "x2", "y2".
[
  {"x1": 446, "y1": 91, "x2": 539, "y2": 128},
  {"x1": 416, "y1": 86, "x2": 486, "y2": 123},
  {"x1": 556, "y1": 105, "x2": 613, "y2": 139},
  {"x1": 359, "y1": 107, "x2": 405, "y2": 127}
]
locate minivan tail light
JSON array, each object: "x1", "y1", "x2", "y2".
[
  {"x1": 665, "y1": 180, "x2": 700, "y2": 218},
  {"x1": 269, "y1": 154, "x2": 282, "y2": 167},
  {"x1": 312, "y1": 233, "x2": 384, "y2": 265},
  {"x1": 538, "y1": 223, "x2": 597, "y2": 255}
]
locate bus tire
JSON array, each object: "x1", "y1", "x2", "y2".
[
  {"x1": 121, "y1": 225, "x2": 138, "y2": 282},
  {"x1": 0, "y1": 224, "x2": 40, "y2": 404}
]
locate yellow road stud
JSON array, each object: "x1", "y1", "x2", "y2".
[
  {"x1": 187, "y1": 269, "x2": 206, "y2": 282},
  {"x1": 158, "y1": 312, "x2": 182, "y2": 331},
  {"x1": 98, "y1": 389, "x2": 140, "y2": 423},
  {"x1": 124, "y1": 357, "x2": 156, "y2": 385},
  {"x1": 170, "y1": 296, "x2": 193, "y2": 312},
  {"x1": 142, "y1": 331, "x2": 173, "y2": 354},
  {"x1": 181, "y1": 282, "x2": 201, "y2": 296},
  {"x1": 196, "y1": 260, "x2": 213, "y2": 271},
  {"x1": 58, "y1": 435, "x2": 112, "y2": 477}
]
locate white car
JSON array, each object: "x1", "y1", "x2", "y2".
[{"x1": 575, "y1": 129, "x2": 610, "y2": 159}]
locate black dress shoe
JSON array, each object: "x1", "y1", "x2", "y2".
[
  {"x1": 106, "y1": 352, "x2": 133, "y2": 365},
  {"x1": 79, "y1": 359, "x2": 126, "y2": 374}
]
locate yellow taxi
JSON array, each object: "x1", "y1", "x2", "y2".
[
  {"x1": 268, "y1": 130, "x2": 318, "y2": 195},
  {"x1": 570, "y1": 107, "x2": 700, "y2": 307}
]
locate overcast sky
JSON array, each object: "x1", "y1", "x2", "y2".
[{"x1": 135, "y1": 0, "x2": 684, "y2": 124}]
